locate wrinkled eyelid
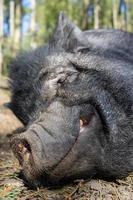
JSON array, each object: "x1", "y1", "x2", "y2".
[
  {"x1": 67, "y1": 71, "x2": 77, "y2": 75},
  {"x1": 38, "y1": 70, "x2": 48, "y2": 80},
  {"x1": 58, "y1": 72, "x2": 78, "y2": 84},
  {"x1": 57, "y1": 75, "x2": 67, "y2": 84},
  {"x1": 49, "y1": 73, "x2": 55, "y2": 78}
]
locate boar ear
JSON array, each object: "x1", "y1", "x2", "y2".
[
  {"x1": 49, "y1": 11, "x2": 88, "y2": 52},
  {"x1": 3, "y1": 102, "x2": 12, "y2": 109}
]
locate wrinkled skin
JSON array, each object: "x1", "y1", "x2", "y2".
[{"x1": 9, "y1": 12, "x2": 133, "y2": 186}]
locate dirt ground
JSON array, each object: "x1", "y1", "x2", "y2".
[{"x1": 0, "y1": 88, "x2": 133, "y2": 200}]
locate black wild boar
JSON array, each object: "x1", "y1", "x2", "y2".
[{"x1": 9, "y1": 12, "x2": 133, "y2": 186}]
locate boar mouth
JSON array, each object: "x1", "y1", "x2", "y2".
[
  {"x1": 11, "y1": 113, "x2": 95, "y2": 184},
  {"x1": 79, "y1": 114, "x2": 94, "y2": 133}
]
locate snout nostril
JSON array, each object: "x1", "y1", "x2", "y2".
[
  {"x1": 11, "y1": 138, "x2": 32, "y2": 165},
  {"x1": 17, "y1": 143, "x2": 23, "y2": 152},
  {"x1": 12, "y1": 139, "x2": 31, "y2": 153},
  {"x1": 22, "y1": 140, "x2": 31, "y2": 153},
  {"x1": 17, "y1": 143, "x2": 29, "y2": 155}
]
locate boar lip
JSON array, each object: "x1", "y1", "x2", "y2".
[{"x1": 50, "y1": 113, "x2": 95, "y2": 177}]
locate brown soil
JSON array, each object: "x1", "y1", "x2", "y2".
[{"x1": 0, "y1": 88, "x2": 133, "y2": 200}]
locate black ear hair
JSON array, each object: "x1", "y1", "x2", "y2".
[
  {"x1": 3, "y1": 102, "x2": 12, "y2": 109},
  {"x1": 49, "y1": 11, "x2": 88, "y2": 52}
]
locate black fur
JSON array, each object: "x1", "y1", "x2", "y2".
[{"x1": 9, "y1": 12, "x2": 133, "y2": 185}]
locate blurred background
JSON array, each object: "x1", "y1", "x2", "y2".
[{"x1": 0, "y1": 0, "x2": 133, "y2": 79}]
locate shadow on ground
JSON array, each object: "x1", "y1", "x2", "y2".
[{"x1": 0, "y1": 88, "x2": 132, "y2": 200}]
